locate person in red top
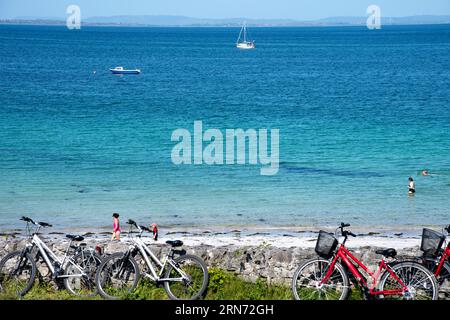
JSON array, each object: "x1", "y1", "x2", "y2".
[
  {"x1": 111, "y1": 213, "x2": 121, "y2": 241},
  {"x1": 150, "y1": 223, "x2": 158, "y2": 241}
]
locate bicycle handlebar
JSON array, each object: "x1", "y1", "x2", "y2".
[
  {"x1": 336, "y1": 222, "x2": 357, "y2": 240},
  {"x1": 126, "y1": 219, "x2": 137, "y2": 226},
  {"x1": 21, "y1": 216, "x2": 35, "y2": 224},
  {"x1": 126, "y1": 218, "x2": 156, "y2": 241},
  {"x1": 38, "y1": 222, "x2": 52, "y2": 228},
  {"x1": 20, "y1": 216, "x2": 52, "y2": 228},
  {"x1": 139, "y1": 225, "x2": 151, "y2": 232},
  {"x1": 126, "y1": 219, "x2": 152, "y2": 234}
]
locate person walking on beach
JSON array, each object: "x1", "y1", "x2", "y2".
[
  {"x1": 408, "y1": 177, "x2": 415, "y2": 194},
  {"x1": 111, "y1": 213, "x2": 121, "y2": 241}
]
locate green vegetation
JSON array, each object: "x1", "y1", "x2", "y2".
[
  {"x1": 206, "y1": 268, "x2": 292, "y2": 300},
  {"x1": 0, "y1": 282, "x2": 101, "y2": 300},
  {"x1": 0, "y1": 268, "x2": 363, "y2": 300}
]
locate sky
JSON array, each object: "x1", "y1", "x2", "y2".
[{"x1": 0, "y1": 0, "x2": 449, "y2": 20}]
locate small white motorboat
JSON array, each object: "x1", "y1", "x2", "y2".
[
  {"x1": 110, "y1": 66, "x2": 141, "y2": 75},
  {"x1": 236, "y1": 22, "x2": 255, "y2": 49}
]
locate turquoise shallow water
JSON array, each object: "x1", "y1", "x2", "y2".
[{"x1": 0, "y1": 24, "x2": 449, "y2": 231}]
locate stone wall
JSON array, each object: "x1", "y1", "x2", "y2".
[{"x1": 0, "y1": 238, "x2": 422, "y2": 285}]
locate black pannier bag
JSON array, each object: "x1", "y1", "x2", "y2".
[
  {"x1": 421, "y1": 228, "x2": 445, "y2": 257},
  {"x1": 315, "y1": 230, "x2": 338, "y2": 258}
]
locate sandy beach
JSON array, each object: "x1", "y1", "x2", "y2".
[{"x1": 0, "y1": 224, "x2": 426, "y2": 249}]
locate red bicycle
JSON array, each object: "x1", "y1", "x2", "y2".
[
  {"x1": 291, "y1": 223, "x2": 438, "y2": 300},
  {"x1": 416, "y1": 225, "x2": 450, "y2": 298}
]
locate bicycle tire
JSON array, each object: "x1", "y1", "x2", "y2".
[
  {"x1": 378, "y1": 261, "x2": 438, "y2": 300},
  {"x1": 0, "y1": 250, "x2": 37, "y2": 297},
  {"x1": 95, "y1": 252, "x2": 140, "y2": 300},
  {"x1": 64, "y1": 251, "x2": 102, "y2": 297},
  {"x1": 163, "y1": 254, "x2": 209, "y2": 300},
  {"x1": 291, "y1": 258, "x2": 349, "y2": 300}
]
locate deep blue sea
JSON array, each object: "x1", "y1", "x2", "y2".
[{"x1": 0, "y1": 24, "x2": 449, "y2": 232}]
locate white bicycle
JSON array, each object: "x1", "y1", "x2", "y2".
[
  {"x1": 95, "y1": 219, "x2": 209, "y2": 300},
  {"x1": 0, "y1": 217, "x2": 102, "y2": 298}
]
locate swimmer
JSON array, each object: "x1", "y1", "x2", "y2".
[{"x1": 408, "y1": 177, "x2": 415, "y2": 194}]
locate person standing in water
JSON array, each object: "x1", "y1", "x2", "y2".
[
  {"x1": 408, "y1": 177, "x2": 415, "y2": 194},
  {"x1": 111, "y1": 213, "x2": 121, "y2": 241}
]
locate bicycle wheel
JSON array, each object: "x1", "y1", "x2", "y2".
[
  {"x1": 291, "y1": 258, "x2": 349, "y2": 300},
  {"x1": 422, "y1": 259, "x2": 450, "y2": 299},
  {"x1": 164, "y1": 254, "x2": 209, "y2": 300},
  {"x1": 95, "y1": 252, "x2": 140, "y2": 300},
  {"x1": 64, "y1": 251, "x2": 102, "y2": 297},
  {"x1": 378, "y1": 261, "x2": 438, "y2": 300},
  {"x1": 0, "y1": 250, "x2": 37, "y2": 298}
]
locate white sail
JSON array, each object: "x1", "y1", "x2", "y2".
[{"x1": 236, "y1": 22, "x2": 255, "y2": 49}]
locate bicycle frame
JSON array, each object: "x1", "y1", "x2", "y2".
[
  {"x1": 129, "y1": 235, "x2": 188, "y2": 283},
  {"x1": 321, "y1": 244, "x2": 407, "y2": 297},
  {"x1": 28, "y1": 234, "x2": 86, "y2": 279},
  {"x1": 434, "y1": 242, "x2": 450, "y2": 277}
]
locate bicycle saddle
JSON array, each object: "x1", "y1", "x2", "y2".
[
  {"x1": 375, "y1": 248, "x2": 397, "y2": 258},
  {"x1": 66, "y1": 234, "x2": 85, "y2": 242},
  {"x1": 166, "y1": 240, "x2": 183, "y2": 247},
  {"x1": 21, "y1": 216, "x2": 35, "y2": 223}
]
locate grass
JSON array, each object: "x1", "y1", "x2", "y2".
[
  {"x1": 0, "y1": 268, "x2": 364, "y2": 300},
  {"x1": 206, "y1": 268, "x2": 292, "y2": 300}
]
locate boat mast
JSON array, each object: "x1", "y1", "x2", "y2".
[{"x1": 243, "y1": 22, "x2": 247, "y2": 43}]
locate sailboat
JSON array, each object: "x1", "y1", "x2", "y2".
[{"x1": 236, "y1": 22, "x2": 255, "y2": 49}]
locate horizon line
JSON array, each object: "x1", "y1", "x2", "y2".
[
  {"x1": 4, "y1": 13, "x2": 450, "y2": 21},
  {"x1": 2, "y1": 14, "x2": 450, "y2": 28}
]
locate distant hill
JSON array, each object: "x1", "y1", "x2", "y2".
[
  {"x1": 83, "y1": 15, "x2": 301, "y2": 27},
  {"x1": 317, "y1": 15, "x2": 450, "y2": 26},
  {"x1": 1, "y1": 15, "x2": 450, "y2": 27}
]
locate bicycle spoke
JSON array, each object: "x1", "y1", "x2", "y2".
[
  {"x1": 0, "y1": 252, "x2": 36, "y2": 297},
  {"x1": 96, "y1": 253, "x2": 139, "y2": 300},
  {"x1": 64, "y1": 250, "x2": 101, "y2": 297},
  {"x1": 380, "y1": 263, "x2": 437, "y2": 300},
  {"x1": 164, "y1": 255, "x2": 208, "y2": 300},
  {"x1": 292, "y1": 259, "x2": 348, "y2": 300}
]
